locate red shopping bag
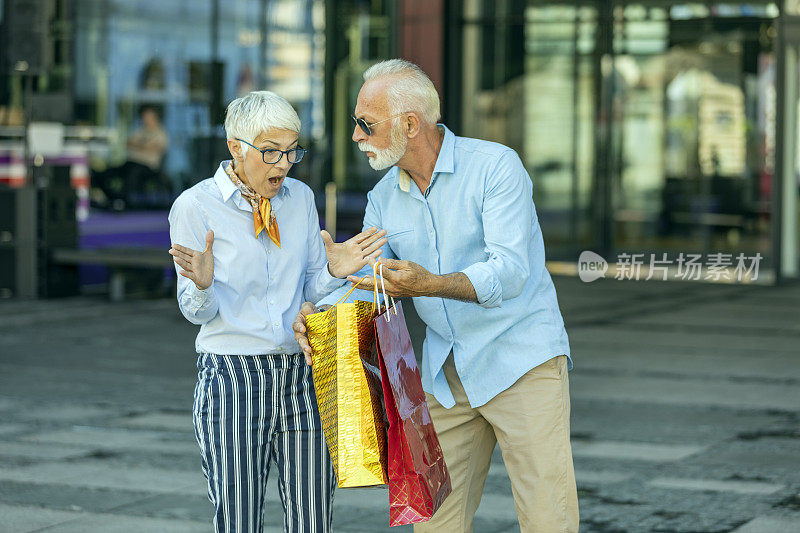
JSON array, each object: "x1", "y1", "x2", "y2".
[{"x1": 374, "y1": 298, "x2": 452, "y2": 526}]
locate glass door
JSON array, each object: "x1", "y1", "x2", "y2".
[
  {"x1": 523, "y1": 2, "x2": 599, "y2": 259},
  {"x1": 458, "y1": 1, "x2": 781, "y2": 277},
  {"x1": 608, "y1": 2, "x2": 778, "y2": 269},
  {"x1": 460, "y1": 0, "x2": 600, "y2": 260}
]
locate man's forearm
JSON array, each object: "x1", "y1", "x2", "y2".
[{"x1": 427, "y1": 272, "x2": 478, "y2": 302}]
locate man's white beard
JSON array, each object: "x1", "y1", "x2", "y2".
[{"x1": 358, "y1": 122, "x2": 408, "y2": 170}]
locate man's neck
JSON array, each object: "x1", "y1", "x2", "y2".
[{"x1": 399, "y1": 126, "x2": 445, "y2": 193}]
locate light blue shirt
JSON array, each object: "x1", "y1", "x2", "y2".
[
  {"x1": 319, "y1": 125, "x2": 571, "y2": 408},
  {"x1": 169, "y1": 161, "x2": 345, "y2": 355}
]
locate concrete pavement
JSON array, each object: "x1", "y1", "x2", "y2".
[{"x1": 0, "y1": 276, "x2": 798, "y2": 532}]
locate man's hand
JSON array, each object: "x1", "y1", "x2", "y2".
[
  {"x1": 347, "y1": 257, "x2": 479, "y2": 302},
  {"x1": 293, "y1": 302, "x2": 331, "y2": 365},
  {"x1": 323, "y1": 227, "x2": 387, "y2": 278},
  {"x1": 347, "y1": 257, "x2": 436, "y2": 298},
  {"x1": 169, "y1": 230, "x2": 214, "y2": 290}
]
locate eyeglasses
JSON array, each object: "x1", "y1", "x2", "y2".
[
  {"x1": 236, "y1": 138, "x2": 307, "y2": 164},
  {"x1": 351, "y1": 113, "x2": 406, "y2": 136}
]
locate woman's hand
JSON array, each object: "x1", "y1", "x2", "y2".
[
  {"x1": 323, "y1": 227, "x2": 387, "y2": 278},
  {"x1": 169, "y1": 230, "x2": 215, "y2": 290},
  {"x1": 293, "y1": 302, "x2": 331, "y2": 365}
]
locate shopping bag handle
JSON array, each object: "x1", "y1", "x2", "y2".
[
  {"x1": 373, "y1": 261, "x2": 397, "y2": 320},
  {"x1": 324, "y1": 277, "x2": 365, "y2": 319}
]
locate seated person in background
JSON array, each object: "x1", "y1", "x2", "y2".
[
  {"x1": 93, "y1": 105, "x2": 170, "y2": 209},
  {"x1": 125, "y1": 105, "x2": 168, "y2": 176}
]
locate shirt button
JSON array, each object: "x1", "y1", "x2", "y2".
[
  {"x1": 270, "y1": 300, "x2": 275, "y2": 305},
  {"x1": 268, "y1": 250, "x2": 271, "y2": 255}
]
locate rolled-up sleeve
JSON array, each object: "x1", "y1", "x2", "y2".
[
  {"x1": 460, "y1": 149, "x2": 532, "y2": 308},
  {"x1": 168, "y1": 193, "x2": 219, "y2": 324}
]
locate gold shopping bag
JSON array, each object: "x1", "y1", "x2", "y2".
[{"x1": 306, "y1": 280, "x2": 388, "y2": 488}]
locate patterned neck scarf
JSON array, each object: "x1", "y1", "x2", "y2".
[{"x1": 224, "y1": 161, "x2": 281, "y2": 248}]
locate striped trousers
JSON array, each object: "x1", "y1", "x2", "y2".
[{"x1": 193, "y1": 353, "x2": 336, "y2": 533}]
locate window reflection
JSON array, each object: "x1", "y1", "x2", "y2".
[
  {"x1": 68, "y1": 0, "x2": 325, "y2": 211},
  {"x1": 460, "y1": 1, "x2": 778, "y2": 268}
]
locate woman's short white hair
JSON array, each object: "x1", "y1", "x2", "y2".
[
  {"x1": 363, "y1": 59, "x2": 441, "y2": 124},
  {"x1": 224, "y1": 90, "x2": 301, "y2": 154}
]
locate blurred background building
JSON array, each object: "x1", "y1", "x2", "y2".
[{"x1": 1, "y1": 0, "x2": 799, "y2": 299}]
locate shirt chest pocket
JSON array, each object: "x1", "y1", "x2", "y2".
[{"x1": 386, "y1": 228, "x2": 416, "y2": 259}]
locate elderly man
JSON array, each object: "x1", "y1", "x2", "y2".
[
  {"x1": 293, "y1": 60, "x2": 578, "y2": 532},
  {"x1": 169, "y1": 90, "x2": 386, "y2": 533}
]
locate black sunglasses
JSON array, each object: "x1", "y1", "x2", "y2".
[
  {"x1": 236, "y1": 138, "x2": 307, "y2": 164},
  {"x1": 351, "y1": 113, "x2": 406, "y2": 136}
]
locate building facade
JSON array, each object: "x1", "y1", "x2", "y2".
[
  {"x1": 331, "y1": 0, "x2": 800, "y2": 283},
  {"x1": 1, "y1": 0, "x2": 797, "y2": 285}
]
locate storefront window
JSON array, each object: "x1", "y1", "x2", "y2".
[
  {"x1": 67, "y1": 0, "x2": 325, "y2": 210},
  {"x1": 459, "y1": 1, "x2": 780, "y2": 276},
  {"x1": 612, "y1": 5, "x2": 776, "y2": 262},
  {"x1": 522, "y1": 4, "x2": 597, "y2": 255}
]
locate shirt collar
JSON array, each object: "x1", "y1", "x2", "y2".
[
  {"x1": 214, "y1": 160, "x2": 290, "y2": 203},
  {"x1": 432, "y1": 124, "x2": 455, "y2": 174},
  {"x1": 396, "y1": 124, "x2": 455, "y2": 192},
  {"x1": 214, "y1": 161, "x2": 238, "y2": 202}
]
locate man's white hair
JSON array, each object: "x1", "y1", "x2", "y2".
[
  {"x1": 224, "y1": 90, "x2": 301, "y2": 154},
  {"x1": 363, "y1": 59, "x2": 441, "y2": 124}
]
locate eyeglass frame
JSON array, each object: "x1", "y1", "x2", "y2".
[
  {"x1": 351, "y1": 112, "x2": 407, "y2": 137},
  {"x1": 235, "y1": 138, "x2": 307, "y2": 165}
]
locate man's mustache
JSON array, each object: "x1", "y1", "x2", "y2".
[{"x1": 358, "y1": 142, "x2": 380, "y2": 153}]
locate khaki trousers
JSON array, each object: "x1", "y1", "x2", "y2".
[{"x1": 415, "y1": 355, "x2": 579, "y2": 533}]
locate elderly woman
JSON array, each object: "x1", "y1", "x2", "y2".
[{"x1": 168, "y1": 90, "x2": 386, "y2": 532}]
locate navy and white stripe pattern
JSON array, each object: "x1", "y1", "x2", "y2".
[{"x1": 193, "y1": 353, "x2": 335, "y2": 532}]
